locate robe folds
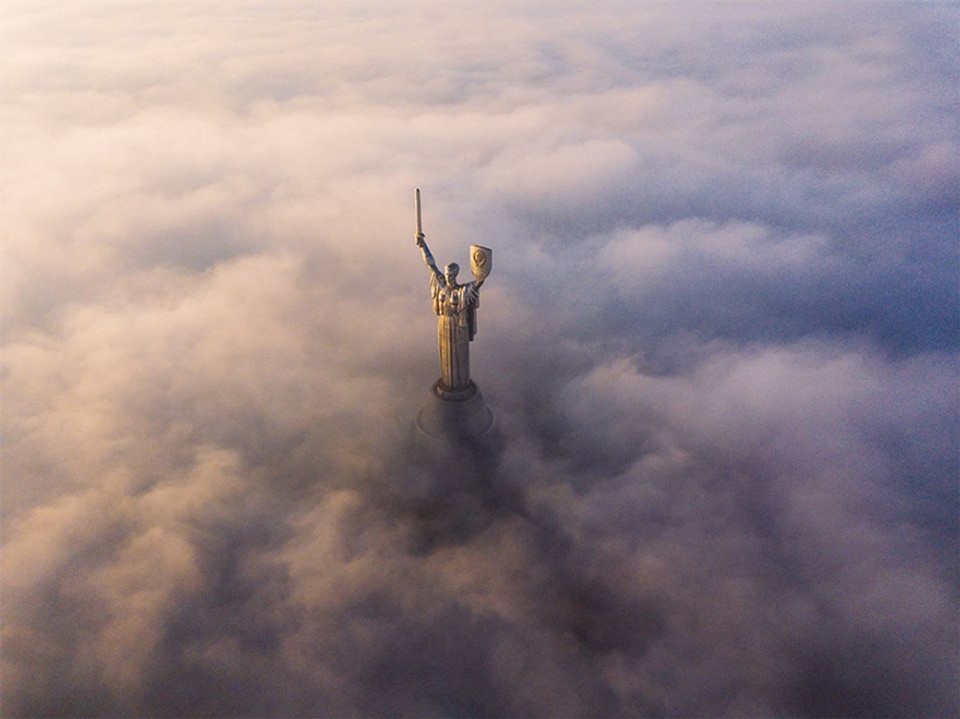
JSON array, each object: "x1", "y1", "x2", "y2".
[{"x1": 430, "y1": 273, "x2": 478, "y2": 390}]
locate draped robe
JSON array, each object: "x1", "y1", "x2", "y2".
[{"x1": 430, "y1": 273, "x2": 478, "y2": 391}]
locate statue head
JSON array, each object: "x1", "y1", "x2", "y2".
[{"x1": 444, "y1": 262, "x2": 459, "y2": 287}]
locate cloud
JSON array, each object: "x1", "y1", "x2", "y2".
[{"x1": 2, "y1": 1, "x2": 957, "y2": 716}]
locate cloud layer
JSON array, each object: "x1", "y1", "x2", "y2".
[{"x1": 3, "y1": 2, "x2": 957, "y2": 716}]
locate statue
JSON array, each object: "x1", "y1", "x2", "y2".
[
  {"x1": 413, "y1": 189, "x2": 494, "y2": 441},
  {"x1": 415, "y1": 189, "x2": 492, "y2": 396}
]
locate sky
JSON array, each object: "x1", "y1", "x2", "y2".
[{"x1": 2, "y1": 1, "x2": 958, "y2": 716}]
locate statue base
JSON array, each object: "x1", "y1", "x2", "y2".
[
  {"x1": 405, "y1": 381, "x2": 506, "y2": 550},
  {"x1": 415, "y1": 380, "x2": 495, "y2": 440}
]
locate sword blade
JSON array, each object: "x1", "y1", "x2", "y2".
[{"x1": 415, "y1": 188, "x2": 423, "y2": 235}]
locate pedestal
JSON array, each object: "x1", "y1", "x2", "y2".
[
  {"x1": 415, "y1": 380, "x2": 495, "y2": 441},
  {"x1": 403, "y1": 381, "x2": 509, "y2": 550}
]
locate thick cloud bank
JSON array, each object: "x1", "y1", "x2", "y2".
[{"x1": 2, "y1": 2, "x2": 957, "y2": 716}]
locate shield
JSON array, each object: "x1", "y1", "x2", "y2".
[{"x1": 469, "y1": 244, "x2": 493, "y2": 283}]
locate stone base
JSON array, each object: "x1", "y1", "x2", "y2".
[{"x1": 415, "y1": 380, "x2": 495, "y2": 441}]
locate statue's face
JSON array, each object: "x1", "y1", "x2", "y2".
[{"x1": 444, "y1": 264, "x2": 459, "y2": 287}]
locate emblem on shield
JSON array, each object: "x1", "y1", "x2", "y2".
[{"x1": 469, "y1": 245, "x2": 493, "y2": 283}]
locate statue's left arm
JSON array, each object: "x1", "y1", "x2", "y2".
[
  {"x1": 465, "y1": 281, "x2": 480, "y2": 305},
  {"x1": 465, "y1": 281, "x2": 480, "y2": 340}
]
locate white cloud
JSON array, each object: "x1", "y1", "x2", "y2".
[{"x1": 2, "y1": 1, "x2": 956, "y2": 715}]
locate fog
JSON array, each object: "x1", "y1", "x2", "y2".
[{"x1": 2, "y1": 2, "x2": 957, "y2": 716}]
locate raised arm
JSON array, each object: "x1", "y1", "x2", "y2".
[{"x1": 416, "y1": 233, "x2": 443, "y2": 282}]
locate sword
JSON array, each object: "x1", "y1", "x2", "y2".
[{"x1": 415, "y1": 188, "x2": 423, "y2": 243}]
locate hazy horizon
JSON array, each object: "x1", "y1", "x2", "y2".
[{"x1": 2, "y1": 2, "x2": 958, "y2": 716}]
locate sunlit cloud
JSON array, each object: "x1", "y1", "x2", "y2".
[{"x1": 2, "y1": 1, "x2": 957, "y2": 716}]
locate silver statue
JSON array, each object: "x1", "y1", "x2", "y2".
[{"x1": 415, "y1": 189, "x2": 492, "y2": 393}]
